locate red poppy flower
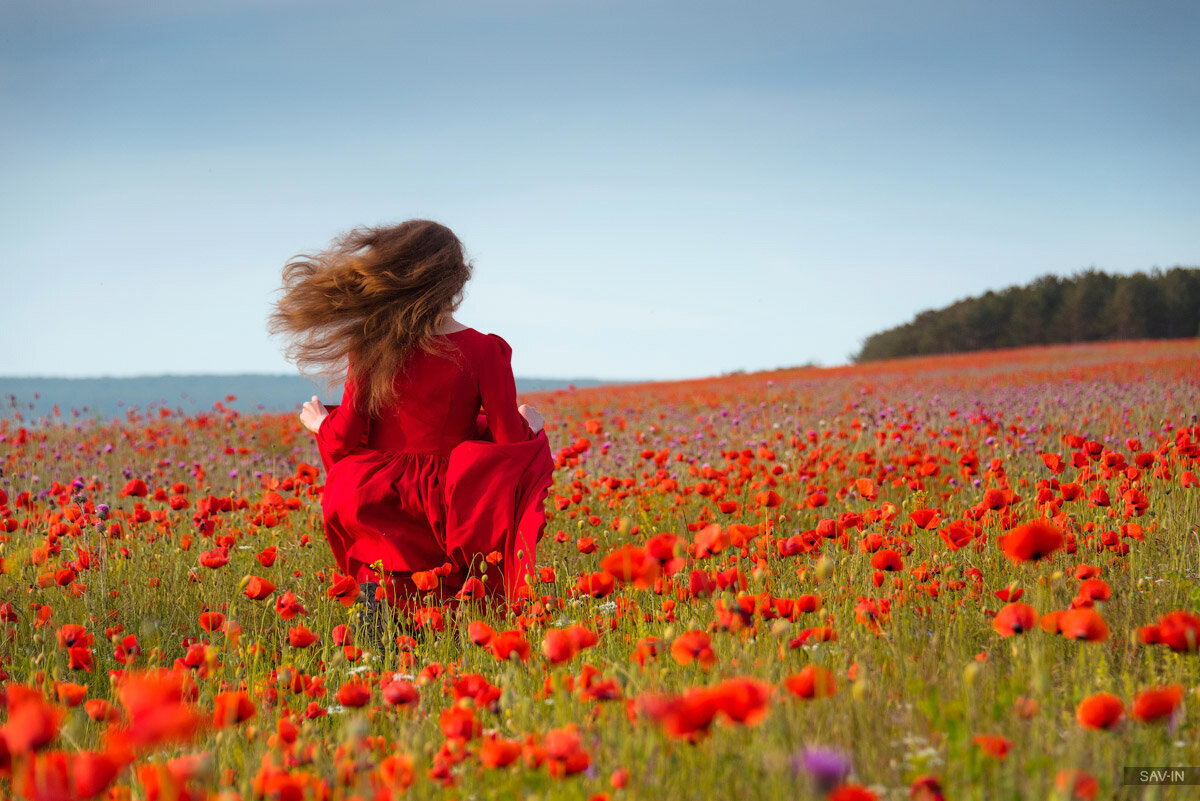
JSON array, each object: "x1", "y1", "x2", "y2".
[
  {"x1": 119, "y1": 479, "x2": 148, "y2": 498},
  {"x1": 326, "y1": 574, "x2": 359, "y2": 606},
  {"x1": 440, "y1": 705, "x2": 482, "y2": 741},
  {"x1": 972, "y1": 734, "x2": 1011, "y2": 759},
  {"x1": 198, "y1": 612, "x2": 225, "y2": 633},
  {"x1": 992, "y1": 603, "x2": 1037, "y2": 637},
  {"x1": 383, "y1": 679, "x2": 420, "y2": 707},
  {"x1": 870, "y1": 549, "x2": 903, "y2": 572},
  {"x1": 999, "y1": 519, "x2": 1063, "y2": 563},
  {"x1": 575, "y1": 572, "x2": 616, "y2": 598},
  {"x1": 939, "y1": 520, "x2": 978, "y2": 551},
  {"x1": 670, "y1": 630, "x2": 716, "y2": 668},
  {"x1": 256, "y1": 546, "x2": 278, "y2": 567},
  {"x1": 1040, "y1": 610, "x2": 1063, "y2": 634},
  {"x1": 1076, "y1": 692, "x2": 1123, "y2": 730},
  {"x1": 1075, "y1": 578, "x2": 1110, "y2": 604},
  {"x1": 1130, "y1": 684, "x2": 1183, "y2": 723},
  {"x1": 288, "y1": 626, "x2": 318, "y2": 648},
  {"x1": 411, "y1": 570, "x2": 439, "y2": 592},
  {"x1": 489, "y1": 630, "x2": 531, "y2": 661},
  {"x1": 979, "y1": 488, "x2": 1009, "y2": 510},
  {"x1": 638, "y1": 689, "x2": 720, "y2": 741},
  {"x1": 274, "y1": 591, "x2": 308, "y2": 621},
  {"x1": 1040, "y1": 453, "x2": 1065, "y2": 474},
  {"x1": 198, "y1": 547, "x2": 229, "y2": 569},
  {"x1": 479, "y1": 735, "x2": 523, "y2": 768},
  {"x1": 601, "y1": 545, "x2": 659, "y2": 588},
  {"x1": 84, "y1": 699, "x2": 119, "y2": 723},
  {"x1": 692, "y1": 523, "x2": 730, "y2": 557},
  {"x1": 910, "y1": 775, "x2": 945, "y2": 801},
  {"x1": 243, "y1": 576, "x2": 276, "y2": 601},
  {"x1": 754, "y1": 489, "x2": 783, "y2": 508},
  {"x1": 543, "y1": 725, "x2": 591, "y2": 777},
  {"x1": 213, "y1": 691, "x2": 256, "y2": 727},
  {"x1": 467, "y1": 621, "x2": 495, "y2": 646},
  {"x1": 789, "y1": 627, "x2": 838, "y2": 648},
  {"x1": 708, "y1": 677, "x2": 773, "y2": 725},
  {"x1": 335, "y1": 681, "x2": 372, "y2": 708},
  {"x1": 1055, "y1": 769, "x2": 1099, "y2": 800},
  {"x1": 783, "y1": 665, "x2": 837, "y2": 699},
  {"x1": 1058, "y1": 608, "x2": 1109, "y2": 642},
  {"x1": 114, "y1": 669, "x2": 205, "y2": 748},
  {"x1": 910, "y1": 509, "x2": 940, "y2": 530},
  {"x1": 1, "y1": 686, "x2": 63, "y2": 753},
  {"x1": 631, "y1": 636, "x2": 664, "y2": 666},
  {"x1": 68, "y1": 647, "x2": 93, "y2": 672},
  {"x1": 1157, "y1": 610, "x2": 1200, "y2": 652},
  {"x1": 55, "y1": 624, "x2": 93, "y2": 650},
  {"x1": 543, "y1": 629, "x2": 579, "y2": 665}
]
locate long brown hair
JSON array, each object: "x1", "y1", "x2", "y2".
[{"x1": 268, "y1": 220, "x2": 472, "y2": 418}]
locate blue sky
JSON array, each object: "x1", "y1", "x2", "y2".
[{"x1": 2, "y1": 0, "x2": 1197, "y2": 381}]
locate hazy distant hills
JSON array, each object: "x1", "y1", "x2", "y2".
[{"x1": 0, "y1": 374, "x2": 622, "y2": 423}]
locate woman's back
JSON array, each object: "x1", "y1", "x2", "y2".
[
  {"x1": 371, "y1": 328, "x2": 529, "y2": 454},
  {"x1": 317, "y1": 327, "x2": 533, "y2": 463}
]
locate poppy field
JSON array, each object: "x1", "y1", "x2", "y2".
[{"x1": 2, "y1": 338, "x2": 1199, "y2": 801}]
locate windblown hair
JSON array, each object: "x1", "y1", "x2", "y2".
[{"x1": 268, "y1": 220, "x2": 472, "y2": 419}]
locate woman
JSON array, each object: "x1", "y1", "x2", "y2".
[{"x1": 268, "y1": 219, "x2": 554, "y2": 631}]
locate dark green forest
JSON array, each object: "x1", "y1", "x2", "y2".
[{"x1": 855, "y1": 267, "x2": 1200, "y2": 362}]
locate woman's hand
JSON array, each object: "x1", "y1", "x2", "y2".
[
  {"x1": 300, "y1": 395, "x2": 329, "y2": 434},
  {"x1": 518, "y1": 403, "x2": 545, "y2": 432}
]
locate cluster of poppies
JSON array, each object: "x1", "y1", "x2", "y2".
[{"x1": 1, "y1": 339, "x2": 1198, "y2": 799}]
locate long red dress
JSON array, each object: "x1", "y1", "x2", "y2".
[{"x1": 314, "y1": 328, "x2": 554, "y2": 609}]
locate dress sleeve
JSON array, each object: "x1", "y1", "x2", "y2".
[
  {"x1": 316, "y1": 362, "x2": 368, "y2": 462},
  {"x1": 480, "y1": 334, "x2": 535, "y2": 445}
]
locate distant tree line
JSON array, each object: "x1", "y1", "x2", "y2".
[{"x1": 855, "y1": 267, "x2": 1200, "y2": 362}]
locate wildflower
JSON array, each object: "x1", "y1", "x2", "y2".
[
  {"x1": 910, "y1": 775, "x2": 945, "y2": 801},
  {"x1": 243, "y1": 576, "x2": 276, "y2": 600},
  {"x1": 1075, "y1": 693, "x2": 1123, "y2": 730},
  {"x1": 1058, "y1": 608, "x2": 1109, "y2": 642},
  {"x1": 1055, "y1": 769, "x2": 1099, "y2": 800},
  {"x1": 1131, "y1": 684, "x2": 1184, "y2": 724},
  {"x1": 1157, "y1": 610, "x2": 1200, "y2": 652},
  {"x1": 784, "y1": 665, "x2": 837, "y2": 699},
  {"x1": 992, "y1": 603, "x2": 1037, "y2": 636},
  {"x1": 670, "y1": 630, "x2": 716, "y2": 668},
  {"x1": 998, "y1": 519, "x2": 1063, "y2": 563},
  {"x1": 972, "y1": 734, "x2": 1011, "y2": 759},
  {"x1": 213, "y1": 691, "x2": 256, "y2": 727},
  {"x1": 600, "y1": 544, "x2": 659, "y2": 588},
  {"x1": 1, "y1": 685, "x2": 63, "y2": 753},
  {"x1": 335, "y1": 681, "x2": 372, "y2": 708},
  {"x1": 795, "y1": 746, "x2": 851, "y2": 794},
  {"x1": 479, "y1": 735, "x2": 523, "y2": 768},
  {"x1": 288, "y1": 626, "x2": 319, "y2": 648},
  {"x1": 112, "y1": 669, "x2": 205, "y2": 748},
  {"x1": 489, "y1": 630, "x2": 531, "y2": 661}
]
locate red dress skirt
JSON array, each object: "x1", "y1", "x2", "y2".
[{"x1": 314, "y1": 329, "x2": 554, "y2": 609}]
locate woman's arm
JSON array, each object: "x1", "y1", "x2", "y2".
[
  {"x1": 314, "y1": 366, "x2": 367, "y2": 460},
  {"x1": 480, "y1": 334, "x2": 536, "y2": 444},
  {"x1": 300, "y1": 395, "x2": 327, "y2": 433}
]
